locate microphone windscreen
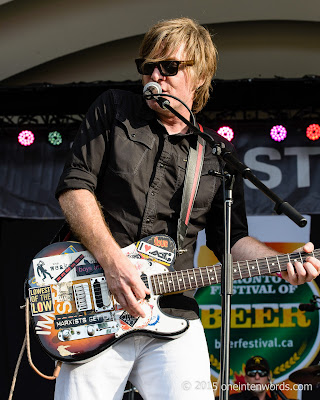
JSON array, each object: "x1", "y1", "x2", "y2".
[{"x1": 143, "y1": 82, "x2": 162, "y2": 99}]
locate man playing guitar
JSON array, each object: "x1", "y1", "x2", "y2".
[{"x1": 53, "y1": 17, "x2": 320, "y2": 400}]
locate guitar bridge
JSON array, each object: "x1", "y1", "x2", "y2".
[
  {"x1": 73, "y1": 282, "x2": 93, "y2": 311},
  {"x1": 91, "y1": 277, "x2": 113, "y2": 312}
]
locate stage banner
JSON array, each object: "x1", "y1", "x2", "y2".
[
  {"x1": 195, "y1": 215, "x2": 320, "y2": 399},
  {"x1": 231, "y1": 129, "x2": 320, "y2": 215}
]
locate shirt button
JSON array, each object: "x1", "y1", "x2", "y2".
[
  {"x1": 146, "y1": 218, "x2": 151, "y2": 223},
  {"x1": 131, "y1": 133, "x2": 136, "y2": 138},
  {"x1": 151, "y1": 191, "x2": 155, "y2": 196},
  {"x1": 159, "y1": 163, "x2": 164, "y2": 168}
]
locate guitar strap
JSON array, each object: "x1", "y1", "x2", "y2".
[
  {"x1": 52, "y1": 125, "x2": 206, "y2": 251},
  {"x1": 177, "y1": 123, "x2": 206, "y2": 255}
]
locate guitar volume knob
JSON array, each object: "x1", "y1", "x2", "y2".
[
  {"x1": 62, "y1": 329, "x2": 71, "y2": 340},
  {"x1": 87, "y1": 325, "x2": 96, "y2": 336}
]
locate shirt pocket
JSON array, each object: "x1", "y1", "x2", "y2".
[
  {"x1": 107, "y1": 124, "x2": 155, "y2": 176},
  {"x1": 193, "y1": 160, "x2": 221, "y2": 210},
  {"x1": 175, "y1": 156, "x2": 188, "y2": 190}
]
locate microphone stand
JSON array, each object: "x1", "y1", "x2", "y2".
[
  {"x1": 272, "y1": 388, "x2": 288, "y2": 400},
  {"x1": 153, "y1": 95, "x2": 307, "y2": 400}
]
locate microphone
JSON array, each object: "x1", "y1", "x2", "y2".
[
  {"x1": 299, "y1": 303, "x2": 319, "y2": 311},
  {"x1": 143, "y1": 82, "x2": 162, "y2": 100}
]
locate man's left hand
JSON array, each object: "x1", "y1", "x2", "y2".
[{"x1": 281, "y1": 242, "x2": 320, "y2": 285}]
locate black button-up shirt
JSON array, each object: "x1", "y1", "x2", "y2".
[{"x1": 56, "y1": 89, "x2": 248, "y2": 319}]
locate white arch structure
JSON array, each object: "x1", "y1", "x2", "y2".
[{"x1": 1, "y1": 0, "x2": 320, "y2": 84}]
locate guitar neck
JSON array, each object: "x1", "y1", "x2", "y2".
[{"x1": 150, "y1": 248, "x2": 320, "y2": 296}]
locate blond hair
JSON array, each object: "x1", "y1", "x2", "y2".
[{"x1": 138, "y1": 17, "x2": 218, "y2": 113}]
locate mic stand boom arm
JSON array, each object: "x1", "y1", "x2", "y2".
[{"x1": 155, "y1": 96, "x2": 307, "y2": 227}]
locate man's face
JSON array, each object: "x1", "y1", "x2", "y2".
[
  {"x1": 245, "y1": 369, "x2": 269, "y2": 394},
  {"x1": 141, "y1": 44, "x2": 201, "y2": 117}
]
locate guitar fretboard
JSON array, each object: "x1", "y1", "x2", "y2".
[{"x1": 149, "y1": 249, "x2": 320, "y2": 295}]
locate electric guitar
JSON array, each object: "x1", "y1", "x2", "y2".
[{"x1": 26, "y1": 234, "x2": 319, "y2": 363}]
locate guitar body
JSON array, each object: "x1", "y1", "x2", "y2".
[{"x1": 26, "y1": 235, "x2": 189, "y2": 363}]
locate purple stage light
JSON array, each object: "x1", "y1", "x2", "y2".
[
  {"x1": 270, "y1": 125, "x2": 287, "y2": 142},
  {"x1": 18, "y1": 130, "x2": 35, "y2": 146},
  {"x1": 217, "y1": 126, "x2": 234, "y2": 142}
]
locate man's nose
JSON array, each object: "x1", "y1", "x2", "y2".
[{"x1": 151, "y1": 66, "x2": 164, "y2": 80}]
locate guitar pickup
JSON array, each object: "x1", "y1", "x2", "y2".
[
  {"x1": 73, "y1": 283, "x2": 93, "y2": 312},
  {"x1": 90, "y1": 277, "x2": 113, "y2": 312}
]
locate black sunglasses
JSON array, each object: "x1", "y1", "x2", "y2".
[
  {"x1": 246, "y1": 370, "x2": 268, "y2": 377},
  {"x1": 135, "y1": 59, "x2": 194, "y2": 76}
]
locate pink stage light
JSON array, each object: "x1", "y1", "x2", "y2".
[
  {"x1": 217, "y1": 126, "x2": 234, "y2": 142},
  {"x1": 306, "y1": 124, "x2": 320, "y2": 141},
  {"x1": 18, "y1": 130, "x2": 35, "y2": 146},
  {"x1": 270, "y1": 125, "x2": 287, "y2": 142}
]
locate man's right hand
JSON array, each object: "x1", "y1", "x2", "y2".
[{"x1": 103, "y1": 250, "x2": 151, "y2": 318}]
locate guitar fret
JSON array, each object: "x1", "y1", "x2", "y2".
[
  {"x1": 169, "y1": 274, "x2": 173, "y2": 291},
  {"x1": 193, "y1": 269, "x2": 198, "y2": 288},
  {"x1": 276, "y1": 255, "x2": 282, "y2": 272},
  {"x1": 156, "y1": 275, "x2": 161, "y2": 295},
  {"x1": 199, "y1": 268, "x2": 205, "y2": 287},
  {"x1": 213, "y1": 267, "x2": 218, "y2": 283},
  {"x1": 206, "y1": 266, "x2": 215, "y2": 285},
  {"x1": 237, "y1": 263, "x2": 242, "y2": 279},
  {"x1": 186, "y1": 270, "x2": 192, "y2": 288},
  {"x1": 180, "y1": 271, "x2": 187, "y2": 290},
  {"x1": 155, "y1": 275, "x2": 160, "y2": 295},
  {"x1": 150, "y1": 275, "x2": 158, "y2": 294},
  {"x1": 172, "y1": 272, "x2": 177, "y2": 290},
  {"x1": 245, "y1": 261, "x2": 251, "y2": 277},
  {"x1": 188, "y1": 270, "x2": 195, "y2": 288},
  {"x1": 255, "y1": 259, "x2": 261, "y2": 275},
  {"x1": 299, "y1": 252, "x2": 304, "y2": 264},
  {"x1": 174, "y1": 271, "x2": 180, "y2": 291},
  {"x1": 159, "y1": 274, "x2": 165, "y2": 294},
  {"x1": 246, "y1": 260, "x2": 256, "y2": 275},
  {"x1": 173, "y1": 271, "x2": 178, "y2": 292},
  {"x1": 269, "y1": 257, "x2": 277, "y2": 272},
  {"x1": 166, "y1": 273, "x2": 171, "y2": 293},
  {"x1": 205, "y1": 266, "x2": 211, "y2": 284},
  {"x1": 179, "y1": 270, "x2": 185, "y2": 290},
  {"x1": 265, "y1": 257, "x2": 271, "y2": 274}
]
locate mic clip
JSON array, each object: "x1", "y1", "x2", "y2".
[{"x1": 156, "y1": 97, "x2": 170, "y2": 110}]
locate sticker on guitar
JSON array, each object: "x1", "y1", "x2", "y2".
[
  {"x1": 137, "y1": 241, "x2": 174, "y2": 265},
  {"x1": 32, "y1": 251, "x2": 96, "y2": 285}
]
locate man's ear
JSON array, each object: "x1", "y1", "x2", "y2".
[{"x1": 195, "y1": 77, "x2": 205, "y2": 91}]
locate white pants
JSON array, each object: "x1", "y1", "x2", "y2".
[{"x1": 55, "y1": 319, "x2": 214, "y2": 400}]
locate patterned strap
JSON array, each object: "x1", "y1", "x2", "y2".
[{"x1": 177, "y1": 124, "x2": 206, "y2": 254}]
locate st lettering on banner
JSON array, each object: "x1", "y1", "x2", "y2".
[{"x1": 231, "y1": 129, "x2": 320, "y2": 215}]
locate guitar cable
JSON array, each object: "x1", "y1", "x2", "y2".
[{"x1": 8, "y1": 299, "x2": 62, "y2": 400}]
